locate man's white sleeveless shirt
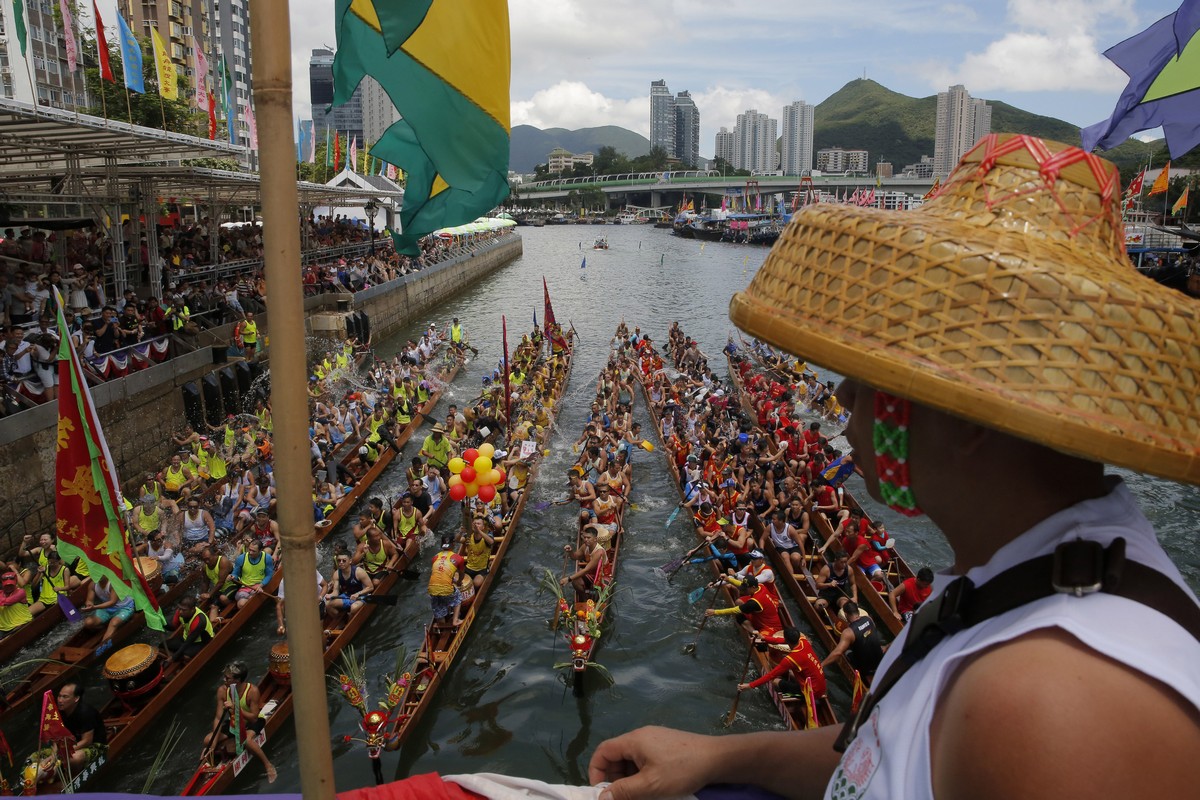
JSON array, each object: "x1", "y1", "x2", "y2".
[{"x1": 825, "y1": 477, "x2": 1200, "y2": 799}]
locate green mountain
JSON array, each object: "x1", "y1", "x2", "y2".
[
  {"x1": 510, "y1": 125, "x2": 650, "y2": 173},
  {"x1": 812, "y1": 78, "x2": 1101, "y2": 171}
]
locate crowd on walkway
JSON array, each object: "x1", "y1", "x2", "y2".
[{"x1": 0, "y1": 220, "x2": 518, "y2": 418}]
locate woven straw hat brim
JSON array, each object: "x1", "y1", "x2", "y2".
[{"x1": 731, "y1": 154, "x2": 1200, "y2": 486}]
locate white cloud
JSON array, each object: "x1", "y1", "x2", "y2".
[
  {"x1": 511, "y1": 82, "x2": 646, "y2": 134},
  {"x1": 922, "y1": 0, "x2": 1136, "y2": 93}
]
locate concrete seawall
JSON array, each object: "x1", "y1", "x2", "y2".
[
  {"x1": 350, "y1": 235, "x2": 521, "y2": 340},
  {"x1": 0, "y1": 234, "x2": 522, "y2": 550}
]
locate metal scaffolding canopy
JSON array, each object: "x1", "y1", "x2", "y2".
[
  {"x1": 0, "y1": 101, "x2": 404, "y2": 294},
  {"x1": 0, "y1": 97, "x2": 243, "y2": 173}
]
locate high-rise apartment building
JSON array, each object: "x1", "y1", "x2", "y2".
[
  {"x1": 0, "y1": 0, "x2": 89, "y2": 109},
  {"x1": 649, "y1": 79, "x2": 676, "y2": 158},
  {"x1": 780, "y1": 100, "x2": 815, "y2": 176},
  {"x1": 672, "y1": 89, "x2": 700, "y2": 166},
  {"x1": 732, "y1": 109, "x2": 777, "y2": 174},
  {"x1": 311, "y1": 48, "x2": 363, "y2": 144},
  {"x1": 934, "y1": 84, "x2": 991, "y2": 177},
  {"x1": 674, "y1": 91, "x2": 700, "y2": 168},
  {"x1": 213, "y1": 0, "x2": 252, "y2": 116},
  {"x1": 361, "y1": 76, "x2": 401, "y2": 145},
  {"x1": 714, "y1": 127, "x2": 734, "y2": 166}
]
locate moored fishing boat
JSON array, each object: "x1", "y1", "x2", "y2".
[{"x1": 632, "y1": 327, "x2": 835, "y2": 730}]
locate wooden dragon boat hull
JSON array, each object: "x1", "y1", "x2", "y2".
[
  {"x1": 637, "y1": 332, "x2": 835, "y2": 729},
  {"x1": 382, "y1": 337, "x2": 576, "y2": 753}
]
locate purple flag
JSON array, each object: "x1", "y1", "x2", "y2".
[{"x1": 1081, "y1": 0, "x2": 1200, "y2": 158}]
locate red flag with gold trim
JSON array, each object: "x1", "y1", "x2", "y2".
[
  {"x1": 802, "y1": 677, "x2": 819, "y2": 730},
  {"x1": 922, "y1": 177, "x2": 941, "y2": 200},
  {"x1": 850, "y1": 669, "x2": 867, "y2": 714},
  {"x1": 53, "y1": 290, "x2": 165, "y2": 630},
  {"x1": 39, "y1": 690, "x2": 74, "y2": 745}
]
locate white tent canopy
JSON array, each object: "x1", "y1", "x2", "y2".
[{"x1": 433, "y1": 217, "x2": 517, "y2": 237}]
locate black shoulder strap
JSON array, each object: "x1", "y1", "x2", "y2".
[{"x1": 834, "y1": 537, "x2": 1200, "y2": 752}]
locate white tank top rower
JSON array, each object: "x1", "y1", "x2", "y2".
[
  {"x1": 768, "y1": 520, "x2": 795, "y2": 552},
  {"x1": 182, "y1": 509, "x2": 209, "y2": 545}
]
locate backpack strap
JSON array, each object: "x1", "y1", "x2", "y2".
[{"x1": 834, "y1": 537, "x2": 1200, "y2": 752}]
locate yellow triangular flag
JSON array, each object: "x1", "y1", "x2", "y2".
[{"x1": 1148, "y1": 162, "x2": 1171, "y2": 195}]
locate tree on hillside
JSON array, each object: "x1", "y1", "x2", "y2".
[{"x1": 593, "y1": 146, "x2": 631, "y2": 175}]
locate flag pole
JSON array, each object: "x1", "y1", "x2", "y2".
[{"x1": 247, "y1": 0, "x2": 334, "y2": 798}]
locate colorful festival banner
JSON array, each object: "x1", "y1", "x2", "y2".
[
  {"x1": 93, "y1": 1, "x2": 112, "y2": 81},
  {"x1": 53, "y1": 291, "x2": 165, "y2": 631},
  {"x1": 193, "y1": 36, "x2": 210, "y2": 110},
  {"x1": 1081, "y1": 0, "x2": 1200, "y2": 158},
  {"x1": 332, "y1": 0, "x2": 511, "y2": 254},
  {"x1": 59, "y1": 0, "x2": 78, "y2": 73},
  {"x1": 116, "y1": 12, "x2": 144, "y2": 93},
  {"x1": 150, "y1": 26, "x2": 178, "y2": 100},
  {"x1": 1149, "y1": 162, "x2": 1171, "y2": 195}
]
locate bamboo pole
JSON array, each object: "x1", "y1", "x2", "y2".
[{"x1": 247, "y1": 0, "x2": 335, "y2": 798}]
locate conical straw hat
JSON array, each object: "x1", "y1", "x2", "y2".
[{"x1": 730, "y1": 134, "x2": 1200, "y2": 485}]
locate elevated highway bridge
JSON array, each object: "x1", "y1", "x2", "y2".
[{"x1": 513, "y1": 170, "x2": 938, "y2": 209}]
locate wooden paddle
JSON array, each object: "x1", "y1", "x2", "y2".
[
  {"x1": 683, "y1": 587, "x2": 720, "y2": 655},
  {"x1": 199, "y1": 706, "x2": 232, "y2": 766},
  {"x1": 660, "y1": 539, "x2": 709, "y2": 582},
  {"x1": 723, "y1": 636, "x2": 758, "y2": 727}
]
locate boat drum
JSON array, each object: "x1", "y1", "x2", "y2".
[
  {"x1": 267, "y1": 642, "x2": 291, "y2": 685},
  {"x1": 101, "y1": 643, "x2": 164, "y2": 703},
  {"x1": 136, "y1": 557, "x2": 163, "y2": 589}
]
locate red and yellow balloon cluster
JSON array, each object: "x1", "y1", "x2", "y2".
[{"x1": 447, "y1": 442, "x2": 506, "y2": 503}]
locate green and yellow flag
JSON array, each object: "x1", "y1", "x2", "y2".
[
  {"x1": 1173, "y1": 186, "x2": 1189, "y2": 215},
  {"x1": 53, "y1": 290, "x2": 166, "y2": 631},
  {"x1": 331, "y1": 0, "x2": 511, "y2": 254},
  {"x1": 151, "y1": 26, "x2": 178, "y2": 101}
]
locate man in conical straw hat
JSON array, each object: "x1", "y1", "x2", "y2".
[{"x1": 589, "y1": 134, "x2": 1200, "y2": 798}]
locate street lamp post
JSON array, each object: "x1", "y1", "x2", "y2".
[{"x1": 364, "y1": 199, "x2": 378, "y2": 255}]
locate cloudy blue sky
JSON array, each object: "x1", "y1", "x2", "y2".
[{"x1": 283, "y1": 0, "x2": 1180, "y2": 153}]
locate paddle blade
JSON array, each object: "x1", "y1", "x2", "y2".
[
  {"x1": 687, "y1": 586, "x2": 707, "y2": 604},
  {"x1": 639, "y1": 440, "x2": 655, "y2": 452},
  {"x1": 657, "y1": 557, "x2": 684, "y2": 575},
  {"x1": 58, "y1": 593, "x2": 82, "y2": 623},
  {"x1": 533, "y1": 501, "x2": 552, "y2": 512},
  {"x1": 362, "y1": 594, "x2": 398, "y2": 605},
  {"x1": 665, "y1": 506, "x2": 681, "y2": 529}
]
